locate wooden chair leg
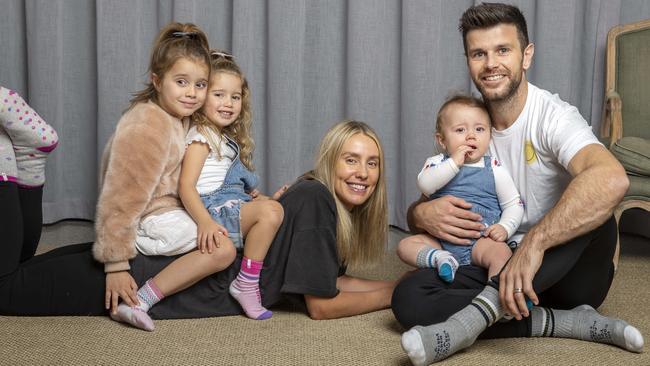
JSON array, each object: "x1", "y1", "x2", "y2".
[{"x1": 612, "y1": 206, "x2": 624, "y2": 272}]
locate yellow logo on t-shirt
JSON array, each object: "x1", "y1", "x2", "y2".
[{"x1": 524, "y1": 140, "x2": 537, "y2": 164}]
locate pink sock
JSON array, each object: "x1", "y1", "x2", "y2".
[
  {"x1": 229, "y1": 256, "x2": 272, "y2": 320},
  {"x1": 135, "y1": 279, "x2": 165, "y2": 312},
  {"x1": 109, "y1": 279, "x2": 164, "y2": 331},
  {"x1": 110, "y1": 304, "x2": 155, "y2": 331}
]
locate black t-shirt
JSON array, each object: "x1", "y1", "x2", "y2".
[
  {"x1": 261, "y1": 179, "x2": 345, "y2": 307},
  {"x1": 139, "y1": 179, "x2": 345, "y2": 319}
]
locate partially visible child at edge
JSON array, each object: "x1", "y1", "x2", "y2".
[
  {"x1": 99, "y1": 22, "x2": 239, "y2": 331},
  {"x1": 397, "y1": 95, "x2": 524, "y2": 282},
  {"x1": 1, "y1": 85, "x2": 58, "y2": 262},
  {"x1": 178, "y1": 50, "x2": 283, "y2": 320}
]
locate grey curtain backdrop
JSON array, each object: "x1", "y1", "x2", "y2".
[{"x1": 1, "y1": 0, "x2": 649, "y2": 229}]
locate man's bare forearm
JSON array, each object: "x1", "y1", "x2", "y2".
[{"x1": 522, "y1": 145, "x2": 628, "y2": 252}]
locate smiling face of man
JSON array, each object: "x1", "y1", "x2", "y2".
[{"x1": 465, "y1": 23, "x2": 533, "y2": 104}]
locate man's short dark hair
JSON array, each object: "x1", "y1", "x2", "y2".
[{"x1": 459, "y1": 2, "x2": 529, "y2": 54}]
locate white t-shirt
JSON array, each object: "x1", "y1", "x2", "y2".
[
  {"x1": 489, "y1": 82, "x2": 601, "y2": 244},
  {"x1": 185, "y1": 126, "x2": 236, "y2": 195}
]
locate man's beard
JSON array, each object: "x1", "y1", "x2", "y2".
[{"x1": 476, "y1": 70, "x2": 522, "y2": 104}]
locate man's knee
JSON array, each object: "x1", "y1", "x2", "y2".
[
  {"x1": 536, "y1": 217, "x2": 618, "y2": 309},
  {"x1": 594, "y1": 216, "x2": 618, "y2": 251},
  {"x1": 540, "y1": 278, "x2": 612, "y2": 310},
  {"x1": 391, "y1": 275, "x2": 422, "y2": 329},
  {"x1": 391, "y1": 270, "x2": 450, "y2": 329}
]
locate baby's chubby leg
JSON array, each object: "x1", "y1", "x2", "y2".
[
  {"x1": 397, "y1": 234, "x2": 459, "y2": 283},
  {"x1": 471, "y1": 237, "x2": 512, "y2": 279},
  {"x1": 396, "y1": 234, "x2": 443, "y2": 267}
]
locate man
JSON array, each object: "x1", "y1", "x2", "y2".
[{"x1": 392, "y1": 3, "x2": 643, "y2": 365}]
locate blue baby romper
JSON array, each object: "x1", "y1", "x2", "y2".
[{"x1": 430, "y1": 155, "x2": 502, "y2": 265}]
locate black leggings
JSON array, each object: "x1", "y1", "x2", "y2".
[
  {"x1": 0, "y1": 181, "x2": 239, "y2": 317},
  {"x1": 391, "y1": 217, "x2": 617, "y2": 338},
  {"x1": 0, "y1": 182, "x2": 106, "y2": 315},
  {"x1": 1, "y1": 181, "x2": 43, "y2": 269}
]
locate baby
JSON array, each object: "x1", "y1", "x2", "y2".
[{"x1": 397, "y1": 94, "x2": 524, "y2": 282}]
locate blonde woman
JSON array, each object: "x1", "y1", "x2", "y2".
[
  {"x1": 1, "y1": 120, "x2": 397, "y2": 321},
  {"x1": 276, "y1": 119, "x2": 394, "y2": 319}
]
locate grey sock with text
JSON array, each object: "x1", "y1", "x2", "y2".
[
  {"x1": 401, "y1": 285, "x2": 504, "y2": 365},
  {"x1": 530, "y1": 305, "x2": 644, "y2": 352}
]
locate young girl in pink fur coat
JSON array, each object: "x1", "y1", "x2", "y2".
[{"x1": 94, "y1": 22, "x2": 237, "y2": 331}]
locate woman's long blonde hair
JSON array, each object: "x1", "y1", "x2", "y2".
[
  {"x1": 191, "y1": 50, "x2": 254, "y2": 170},
  {"x1": 306, "y1": 120, "x2": 388, "y2": 267}
]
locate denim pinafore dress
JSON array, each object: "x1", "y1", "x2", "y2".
[
  {"x1": 199, "y1": 135, "x2": 258, "y2": 249},
  {"x1": 430, "y1": 155, "x2": 501, "y2": 265}
]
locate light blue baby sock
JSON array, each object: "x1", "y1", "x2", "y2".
[{"x1": 416, "y1": 247, "x2": 459, "y2": 283}]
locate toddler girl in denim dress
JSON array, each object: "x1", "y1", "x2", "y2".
[
  {"x1": 178, "y1": 51, "x2": 284, "y2": 320},
  {"x1": 185, "y1": 128, "x2": 258, "y2": 247},
  {"x1": 397, "y1": 95, "x2": 524, "y2": 283}
]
